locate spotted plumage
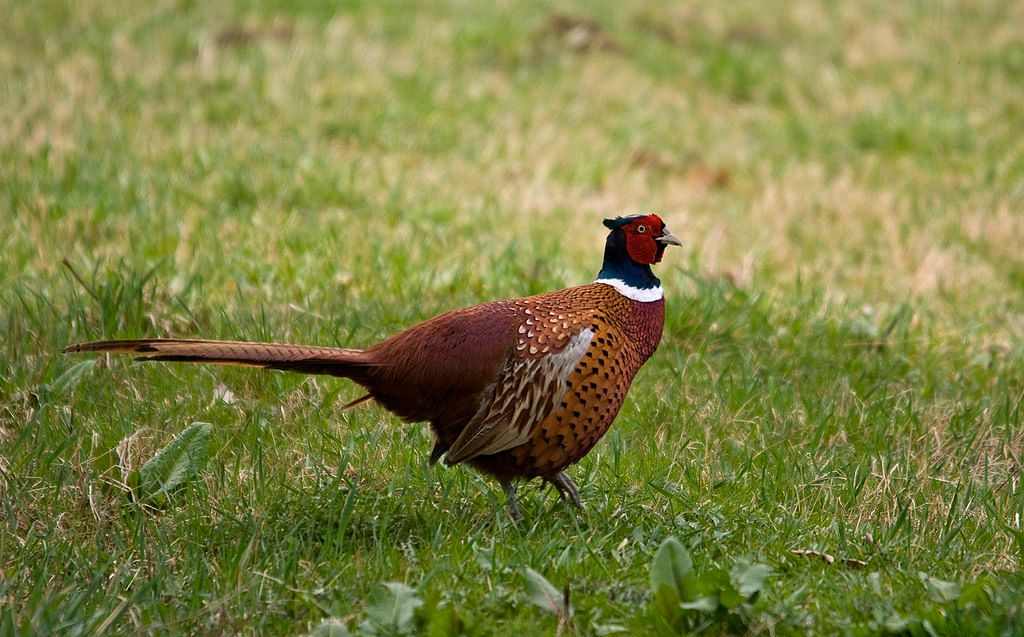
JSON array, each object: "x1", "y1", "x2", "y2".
[{"x1": 64, "y1": 214, "x2": 680, "y2": 517}]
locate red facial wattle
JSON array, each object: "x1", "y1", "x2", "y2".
[{"x1": 623, "y1": 216, "x2": 666, "y2": 265}]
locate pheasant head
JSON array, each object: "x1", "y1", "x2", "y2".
[{"x1": 596, "y1": 214, "x2": 681, "y2": 301}]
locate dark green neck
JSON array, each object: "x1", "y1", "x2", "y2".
[{"x1": 596, "y1": 231, "x2": 660, "y2": 289}]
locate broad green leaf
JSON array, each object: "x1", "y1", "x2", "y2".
[
  {"x1": 136, "y1": 422, "x2": 211, "y2": 503},
  {"x1": 308, "y1": 619, "x2": 352, "y2": 637},
  {"x1": 649, "y1": 536, "x2": 695, "y2": 619},
  {"x1": 523, "y1": 568, "x2": 567, "y2": 617},
  {"x1": 731, "y1": 560, "x2": 769, "y2": 598},
  {"x1": 650, "y1": 537, "x2": 695, "y2": 598},
  {"x1": 717, "y1": 582, "x2": 745, "y2": 611},
  {"x1": 652, "y1": 582, "x2": 681, "y2": 621},
  {"x1": 365, "y1": 582, "x2": 423, "y2": 633},
  {"x1": 922, "y1": 575, "x2": 962, "y2": 604},
  {"x1": 697, "y1": 567, "x2": 743, "y2": 610}
]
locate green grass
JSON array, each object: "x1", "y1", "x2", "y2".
[{"x1": 2, "y1": 0, "x2": 1024, "y2": 634}]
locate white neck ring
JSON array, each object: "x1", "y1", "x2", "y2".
[{"x1": 594, "y1": 278, "x2": 664, "y2": 302}]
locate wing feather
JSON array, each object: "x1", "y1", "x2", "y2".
[{"x1": 444, "y1": 327, "x2": 595, "y2": 464}]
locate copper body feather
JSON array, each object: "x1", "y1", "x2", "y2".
[{"x1": 363, "y1": 282, "x2": 665, "y2": 479}]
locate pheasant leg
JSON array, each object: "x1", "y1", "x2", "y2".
[
  {"x1": 501, "y1": 480, "x2": 521, "y2": 521},
  {"x1": 545, "y1": 472, "x2": 583, "y2": 508}
]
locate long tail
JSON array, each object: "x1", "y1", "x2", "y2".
[{"x1": 63, "y1": 338, "x2": 375, "y2": 378}]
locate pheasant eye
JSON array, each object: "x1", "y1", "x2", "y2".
[{"x1": 636, "y1": 225, "x2": 647, "y2": 233}]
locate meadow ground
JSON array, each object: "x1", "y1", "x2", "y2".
[{"x1": 2, "y1": 0, "x2": 1024, "y2": 634}]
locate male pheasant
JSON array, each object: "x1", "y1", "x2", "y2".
[{"x1": 65, "y1": 214, "x2": 680, "y2": 517}]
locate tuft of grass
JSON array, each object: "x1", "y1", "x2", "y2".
[{"x1": 2, "y1": 0, "x2": 1023, "y2": 634}]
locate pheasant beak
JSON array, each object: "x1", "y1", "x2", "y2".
[{"x1": 656, "y1": 230, "x2": 682, "y2": 247}]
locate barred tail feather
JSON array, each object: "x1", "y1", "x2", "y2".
[{"x1": 63, "y1": 338, "x2": 374, "y2": 378}]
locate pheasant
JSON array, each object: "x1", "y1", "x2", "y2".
[{"x1": 65, "y1": 214, "x2": 680, "y2": 517}]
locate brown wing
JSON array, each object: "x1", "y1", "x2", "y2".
[
  {"x1": 443, "y1": 325, "x2": 596, "y2": 464},
  {"x1": 517, "y1": 318, "x2": 632, "y2": 474}
]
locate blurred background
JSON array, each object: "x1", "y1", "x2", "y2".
[{"x1": 3, "y1": 0, "x2": 1023, "y2": 331}]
